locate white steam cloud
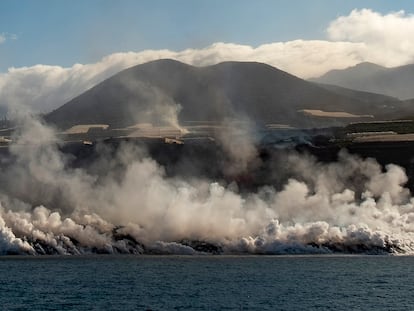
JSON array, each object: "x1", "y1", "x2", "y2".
[
  {"x1": 2, "y1": 9, "x2": 414, "y2": 114},
  {"x1": 1, "y1": 113, "x2": 414, "y2": 255},
  {"x1": 2, "y1": 8, "x2": 414, "y2": 255}
]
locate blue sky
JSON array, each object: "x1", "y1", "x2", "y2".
[{"x1": 1, "y1": 0, "x2": 414, "y2": 71}]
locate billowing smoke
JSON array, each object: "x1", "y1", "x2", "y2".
[
  {"x1": 1, "y1": 111, "x2": 414, "y2": 255},
  {"x1": 115, "y1": 77, "x2": 185, "y2": 131},
  {"x1": 214, "y1": 118, "x2": 260, "y2": 176}
]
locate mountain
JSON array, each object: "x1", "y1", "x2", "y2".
[
  {"x1": 310, "y1": 62, "x2": 414, "y2": 100},
  {"x1": 45, "y1": 59, "x2": 410, "y2": 130},
  {"x1": 314, "y1": 83, "x2": 399, "y2": 104}
]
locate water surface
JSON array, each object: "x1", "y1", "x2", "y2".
[{"x1": 1, "y1": 255, "x2": 413, "y2": 310}]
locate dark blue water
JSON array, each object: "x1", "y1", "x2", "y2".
[{"x1": 1, "y1": 255, "x2": 413, "y2": 310}]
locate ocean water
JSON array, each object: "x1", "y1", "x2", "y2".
[{"x1": 1, "y1": 255, "x2": 413, "y2": 310}]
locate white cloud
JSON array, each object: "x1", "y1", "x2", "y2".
[
  {"x1": 328, "y1": 9, "x2": 414, "y2": 66},
  {"x1": 1, "y1": 9, "x2": 414, "y2": 114},
  {"x1": 0, "y1": 33, "x2": 18, "y2": 44},
  {"x1": 0, "y1": 42, "x2": 367, "y2": 114}
]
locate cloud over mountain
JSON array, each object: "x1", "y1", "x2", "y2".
[
  {"x1": 327, "y1": 9, "x2": 414, "y2": 67},
  {"x1": 1, "y1": 9, "x2": 414, "y2": 114}
]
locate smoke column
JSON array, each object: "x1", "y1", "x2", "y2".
[{"x1": 0, "y1": 109, "x2": 414, "y2": 255}]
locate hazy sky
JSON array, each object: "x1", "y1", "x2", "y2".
[{"x1": 1, "y1": 0, "x2": 414, "y2": 71}]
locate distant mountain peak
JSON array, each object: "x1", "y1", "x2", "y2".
[
  {"x1": 310, "y1": 61, "x2": 414, "y2": 100},
  {"x1": 351, "y1": 62, "x2": 386, "y2": 69},
  {"x1": 315, "y1": 62, "x2": 386, "y2": 78}
]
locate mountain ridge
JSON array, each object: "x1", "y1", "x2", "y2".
[
  {"x1": 44, "y1": 59, "x2": 411, "y2": 130},
  {"x1": 310, "y1": 62, "x2": 414, "y2": 100}
]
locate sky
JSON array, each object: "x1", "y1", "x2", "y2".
[
  {"x1": 1, "y1": 0, "x2": 414, "y2": 113},
  {"x1": 2, "y1": 0, "x2": 414, "y2": 70}
]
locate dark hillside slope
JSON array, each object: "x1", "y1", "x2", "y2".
[
  {"x1": 45, "y1": 59, "x2": 408, "y2": 129},
  {"x1": 311, "y1": 62, "x2": 414, "y2": 100},
  {"x1": 314, "y1": 83, "x2": 400, "y2": 104}
]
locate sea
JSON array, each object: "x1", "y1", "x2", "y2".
[{"x1": 1, "y1": 255, "x2": 413, "y2": 310}]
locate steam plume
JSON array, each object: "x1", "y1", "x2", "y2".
[{"x1": 0, "y1": 112, "x2": 414, "y2": 255}]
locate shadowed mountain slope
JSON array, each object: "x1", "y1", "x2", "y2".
[
  {"x1": 310, "y1": 62, "x2": 414, "y2": 100},
  {"x1": 45, "y1": 59, "x2": 409, "y2": 129}
]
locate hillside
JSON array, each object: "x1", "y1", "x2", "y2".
[
  {"x1": 314, "y1": 83, "x2": 399, "y2": 104},
  {"x1": 44, "y1": 59, "x2": 410, "y2": 130},
  {"x1": 310, "y1": 62, "x2": 414, "y2": 100}
]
